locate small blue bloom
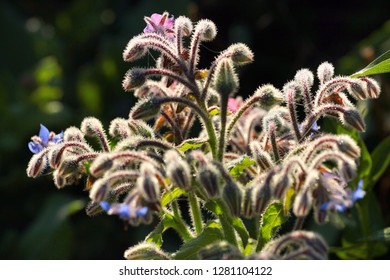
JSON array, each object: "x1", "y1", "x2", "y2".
[
  {"x1": 28, "y1": 124, "x2": 64, "y2": 154},
  {"x1": 99, "y1": 201, "x2": 148, "y2": 219},
  {"x1": 320, "y1": 179, "x2": 365, "y2": 213}
]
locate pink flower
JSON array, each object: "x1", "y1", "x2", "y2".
[{"x1": 144, "y1": 12, "x2": 174, "y2": 40}]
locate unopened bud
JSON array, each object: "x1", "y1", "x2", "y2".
[
  {"x1": 165, "y1": 150, "x2": 192, "y2": 190},
  {"x1": 195, "y1": 19, "x2": 217, "y2": 41},
  {"x1": 272, "y1": 174, "x2": 291, "y2": 199},
  {"x1": 109, "y1": 118, "x2": 131, "y2": 140},
  {"x1": 242, "y1": 186, "x2": 255, "y2": 218},
  {"x1": 80, "y1": 117, "x2": 105, "y2": 138},
  {"x1": 89, "y1": 178, "x2": 109, "y2": 201},
  {"x1": 336, "y1": 135, "x2": 360, "y2": 158},
  {"x1": 213, "y1": 58, "x2": 239, "y2": 98},
  {"x1": 249, "y1": 141, "x2": 274, "y2": 170},
  {"x1": 124, "y1": 242, "x2": 170, "y2": 260},
  {"x1": 340, "y1": 160, "x2": 357, "y2": 181},
  {"x1": 293, "y1": 176, "x2": 315, "y2": 218},
  {"x1": 341, "y1": 109, "x2": 365, "y2": 132},
  {"x1": 317, "y1": 62, "x2": 334, "y2": 84},
  {"x1": 89, "y1": 154, "x2": 113, "y2": 177},
  {"x1": 175, "y1": 16, "x2": 193, "y2": 36},
  {"x1": 294, "y1": 69, "x2": 314, "y2": 88},
  {"x1": 130, "y1": 98, "x2": 161, "y2": 121},
  {"x1": 254, "y1": 84, "x2": 284, "y2": 109},
  {"x1": 123, "y1": 37, "x2": 148, "y2": 62},
  {"x1": 128, "y1": 119, "x2": 155, "y2": 138},
  {"x1": 252, "y1": 177, "x2": 272, "y2": 214},
  {"x1": 53, "y1": 169, "x2": 66, "y2": 189},
  {"x1": 348, "y1": 80, "x2": 367, "y2": 100},
  {"x1": 198, "y1": 165, "x2": 221, "y2": 198},
  {"x1": 222, "y1": 181, "x2": 242, "y2": 217},
  {"x1": 63, "y1": 126, "x2": 85, "y2": 142},
  {"x1": 362, "y1": 77, "x2": 380, "y2": 98},
  {"x1": 137, "y1": 163, "x2": 160, "y2": 203},
  {"x1": 122, "y1": 68, "x2": 147, "y2": 91},
  {"x1": 198, "y1": 241, "x2": 244, "y2": 260},
  {"x1": 227, "y1": 43, "x2": 254, "y2": 66},
  {"x1": 26, "y1": 151, "x2": 48, "y2": 178},
  {"x1": 57, "y1": 156, "x2": 80, "y2": 178}
]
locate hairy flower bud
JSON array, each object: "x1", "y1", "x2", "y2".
[
  {"x1": 123, "y1": 37, "x2": 148, "y2": 62},
  {"x1": 362, "y1": 77, "x2": 380, "y2": 98},
  {"x1": 213, "y1": 58, "x2": 239, "y2": 98},
  {"x1": 124, "y1": 242, "x2": 170, "y2": 260},
  {"x1": 175, "y1": 16, "x2": 193, "y2": 36},
  {"x1": 249, "y1": 141, "x2": 274, "y2": 170},
  {"x1": 198, "y1": 165, "x2": 221, "y2": 198},
  {"x1": 227, "y1": 43, "x2": 254, "y2": 66},
  {"x1": 63, "y1": 126, "x2": 85, "y2": 142},
  {"x1": 254, "y1": 84, "x2": 284, "y2": 109},
  {"x1": 89, "y1": 154, "x2": 113, "y2": 177},
  {"x1": 130, "y1": 98, "x2": 161, "y2": 121},
  {"x1": 165, "y1": 150, "x2": 191, "y2": 190},
  {"x1": 109, "y1": 118, "x2": 131, "y2": 140},
  {"x1": 57, "y1": 156, "x2": 81, "y2": 178},
  {"x1": 336, "y1": 135, "x2": 360, "y2": 158},
  {"x1": 128, "y1": 119, "x2": 155, "y2": 138},
  {"x1": 294, "y1": 68, "x2": 314, "y2": 88},
  {"x1": 317, "y1": 62, "x2": 334, "y2": 84},
  {"x1": 195, "y1": 19, "x2": 217, "y2": 41},
  {"x1": 89, "y1": 178, "x2": 109, "y2": 202},
  {"x1": 222, "y1": 181, "x2": 242, "y2": 217},
  {"x1": 341, "y1": 109, "x2": 365, "y2": 132},
  {"x1": 272, "y1": 174, "x2": 291, "y2": 199},
  {"x1": 122, "y1": 68, "x2": 147, "y2": 91},
  {"x1": 293, "y1": 173, "x2": 317, "y2": 217},
  {"x1": 26, "y1": 150, "x2": 48, "y2": 178},
  {"x1": 252, "y1": 176, "x2": 272, "y2": 214},
  {"x1": 242, "y1": 186, "x2": 255, "y2": 218},
  {"x1": 137, "y1": 163, "x2": 160, "y2": 203}
]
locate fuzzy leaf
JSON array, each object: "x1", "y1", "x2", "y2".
[
  {"x1": 351, "y1": 50, "x2": 390, "y2": 77},
  {"x1": 177, "y1": 138, "x2": 207, "y2": 152},
  {"x1": 367, "y1": 135, "x2": 390, "y2": 190},
  {"x1": 161, "y1": 187, "x2": 186, "y2": 207},
  {"x1": 227, "y1": 155, "x2": 255, "y2": 178},
  {"x1": 257, "y1": 202, "x2": 287, "y2": 251},
  {"x1": 173, "y1": 221, "x2": 223, "y2": 260},
  {"x1": 232, "y1": 217, "x2": 249, "y2": 248}
]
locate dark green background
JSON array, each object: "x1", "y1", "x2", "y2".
[{"x1": 1, "y1": 0, "x2": 389, "y2": 259}]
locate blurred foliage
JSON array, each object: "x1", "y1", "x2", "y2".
[{"x1": 1, "y1": 0, "x2": 389, "y2": 259}]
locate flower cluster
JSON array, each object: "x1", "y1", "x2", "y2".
[{"x1": 27, "y1": 12, "x2": 381, "y2": 260}]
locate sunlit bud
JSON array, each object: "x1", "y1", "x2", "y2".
[
  {"x1": 123, "y1": 37, "x2": 148, "y2": 62},
  {"x1": 272, "y1": 174, "x2": 291, "y2": 199},
  {"x1": 317, "y1": 62, "x2": 334, "y2": 84},
  {"x1": 85, "y1": 200, "x2": 104, "y2": 216},
  {"x1": 128, "y1": 119, "x2": 155, "y2": 138},
  {"x1": 124, "y1": 242, "x2": 171, "y2": 260},
  {"x1": 227, "y1": 43, "x2": 254, "y2": 66},
  {"x1": 26, "y1": 150, "x2": 48, "y2": 178},
  {"x1": 198, "y1": 165, "x2": 221, "y2": 198},
  {"x1": 195, "y1": 19, "x2": 217, "y2": 41},
  {"x1": 242, "y1": 186, "x2": 255, "y2": 218},
  {"x1": 348, "y1": 80, "x2": 367, "y2": 100},
  {"x1": 340, "y1": 160, "x2": 357, "y2": 181},
  {"x1": 336, "y1": 135, "x2": 361, "y2": 158},
  {"x1": 53, "y1": 169, "x2": 67, "y2": 189},
  {"x1": 63, "y1": 126, "x2": 85, "y2": 142},
  {"x1": 164, "y1": 150, "x2": 191, "y2": 190},
  {"x1": 254, "y1": 84, "x2": 284, "y2": 109},
  {"x1": 252, "y1": 177, "x2": 272, "y2": 214},
  {"x1": 361, "y1": 77, "x2": 380, "y2": 98},
  {"x1": 249, "y1": 141, "x2": 274, "y2": 170},
  {"x1": 293, "y1": 173, "x2": 317, "y2": 217},
  {"x1": 89, "y1": 178, "x2": 109, "y2": 202},
  {"x1": 213, "y1": 58, "x2": 239, "y2": 98},
  {"x1": 89, "y1": 154, "x2": 113, "y2": 177},
  {"x1": 175, "y1": 16, "x2": 193, "y2": 36},
  {"x1": 198, "y1": 241, "x2": 244, "y2": 260},
  {"x1": 122, "y1": 68, "x2": 147, "y2": 91},
  {"x1": 130, "y1": 98, "x2": 161, "y2": 121},
  {"x1": 109, "y1": 118, "x2": 131, "y2": 140},
  {"x1": 57, "y1": 156, "x2": 81, "y2": 178},
  {"x1": 137, "y1": 163, "x2": 160, "y2": 203},
  {"x1": 222, "y1": 181, "x2": 242, "y2": 217},
  {"x1": 341, "y1": 109, "x2": 365, "y2": 132},
  {"x1": 295, "y1": 68, "x2": 314, "y2": 88}
]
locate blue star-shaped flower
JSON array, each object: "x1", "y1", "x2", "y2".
[{"x1": 28, "y1": 124, "x2": 63, "y2": 154}]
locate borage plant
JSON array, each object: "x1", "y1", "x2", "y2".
[{"x1": 27, "y1": 12, "x2": 385, "y2": 260}]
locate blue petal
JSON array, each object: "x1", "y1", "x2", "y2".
[
  {"x1": 352, "y1": 180, "x2": 365, "y2": 202},
  {"x1": 53, "y1": 131, "x2": 64, "y2": 143},
  {"x1": 136, "y1": 207, "x2": 148, "y2": 216},
  {"x1": 39, "y1": 124, "x2": 50, "y2": 146},
  {"x1": 99, "y1": 201, "x2": 111, "y2": 212},
  {"x1": 28, "y1": 141, "x2": 43, "y2": 154},
  {"x1": 117, "y1": 204, "x2": 131, "y2": 217}
]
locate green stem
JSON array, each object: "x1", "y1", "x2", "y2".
[
  {"x1": 171, "y1": 201, "x2": 193, "y2": 241},
  {"x1": 188, "y1": 192, "x2": 203, "y2": 235},
  {"x1": 216, "y1": 198, "x2": 239, "y2": 247},
  {"x1": 218, "y1": 95, "x2": 228, "y2": 162}
]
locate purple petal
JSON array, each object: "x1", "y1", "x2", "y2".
[
  {"x1": 99, "y1": 201, "x2": 111, "y2": 212},
  {"x1": 136, "y1": 207, "x2": 148, "y2": 216},
  {"x1": 39, "y1": 124, "x2": 50, "y2": 146},
  {"x1": 150, "y1": 13, "x2": 163, "y2": 24},
  {"x1": 28, "y1": 141, "x2": 43, "y2": 154},
  {"x1": 352, "y1": 180, "x2": 365, "y2": 202}
]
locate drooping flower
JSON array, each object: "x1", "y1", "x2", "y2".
[
  {"x1": 144, "y1": 12, "x2": 175, "y2": 40},
  {"x1": 320, "y1": 179, "x2": 365, "y2": 212},
  {"x1": 28, "y1": 124, "x2": 64, "y2": 154}
]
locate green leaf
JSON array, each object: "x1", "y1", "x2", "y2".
[
  {"x1": 227, "y1": 155, "x2": 255, "y2": 178},
  {"x1": 161, "y1": 187, "x2": 186, "y2": 207},
  {"x1": 364, "y1": 228, "x2": 390, "y2": 242},
  {"x1": 351, "y1": 50, "x2": 390, "y2": 77},
  {"x1": 367, "y1": 135, "x2": 390, "y2": 190},
  {"x1": 232, "y1": 217, "x2": 249, "y2": 248},
  {"x1": 177, "y1": 138, "x2": 207, "y2": 152},
  {"x1": 257, "y1": 202, "x2": 287, "y2": 251},
  {"x1": 173, "y1": 221, "x2": 223, "y2": 260},
  {"x1": 208, "y1": 106, "x2": 221, "y2": 116}
]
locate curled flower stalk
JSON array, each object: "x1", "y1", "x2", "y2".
[{"x1": 26, "y1": 11, "x2": 383, "y2": 260}]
